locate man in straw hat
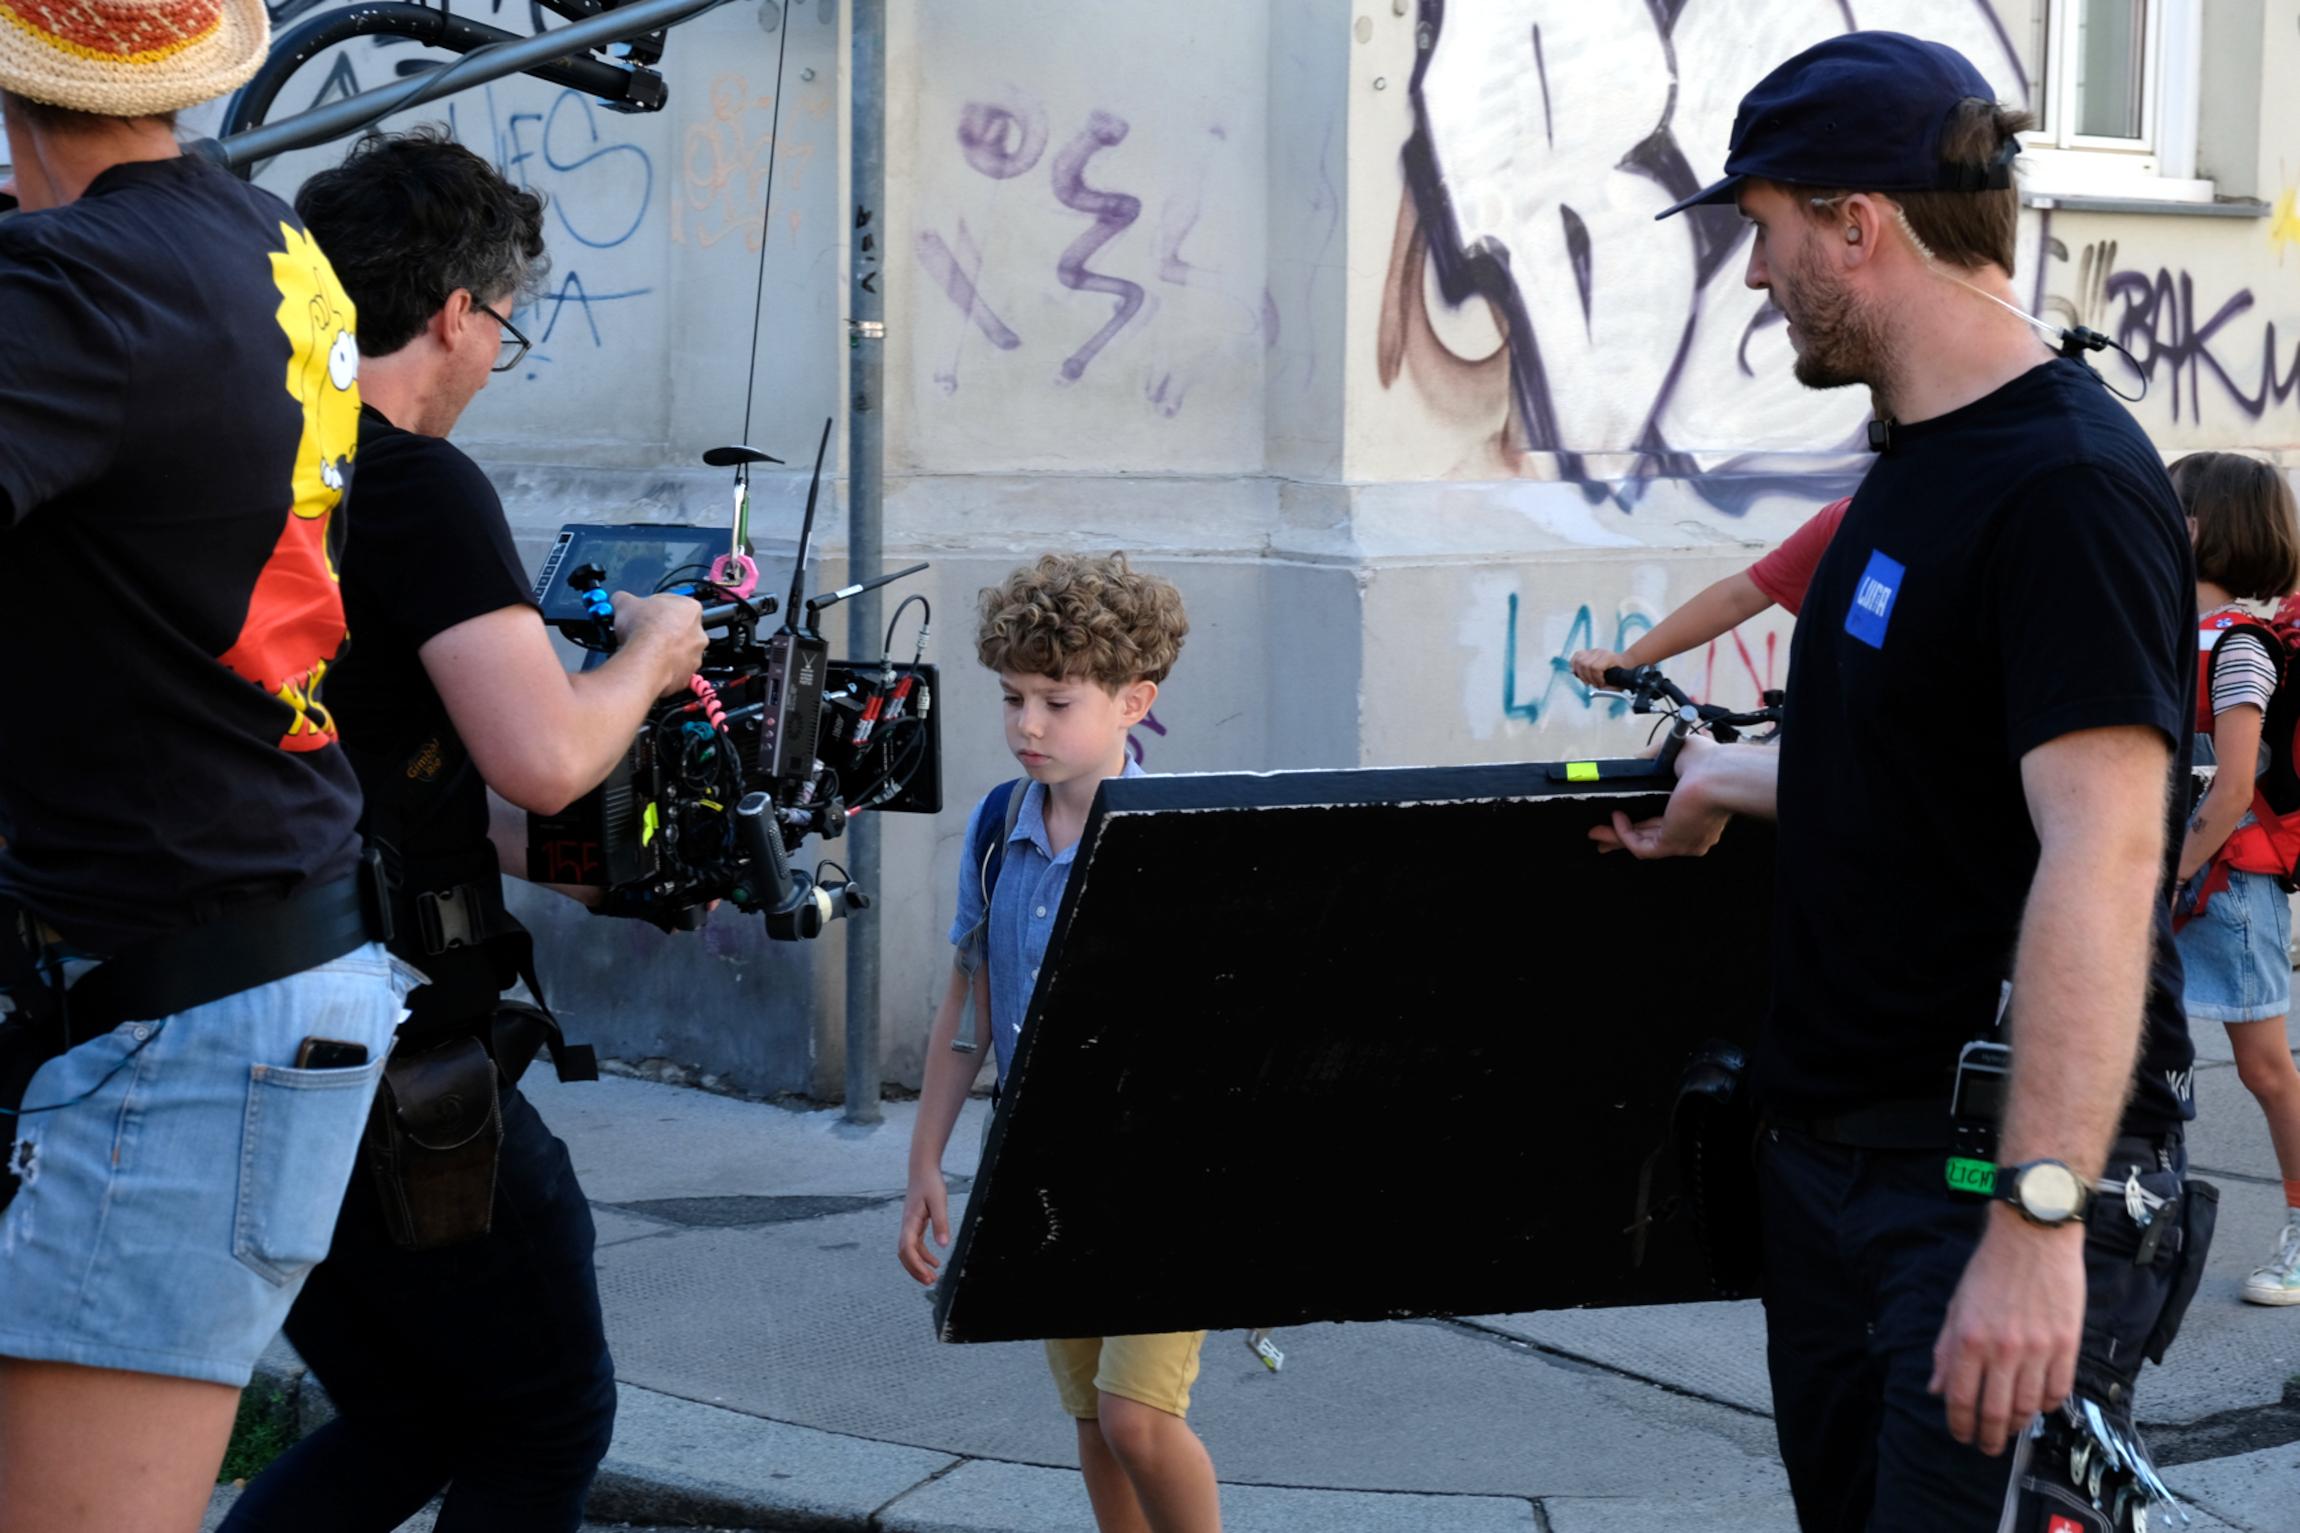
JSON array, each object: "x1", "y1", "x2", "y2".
[{"x1": 0, "y1": 5, "x2": 413, "y2": 1530}]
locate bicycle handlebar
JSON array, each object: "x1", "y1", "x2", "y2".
[
  {"x1": 1602, "y1": 664, "x2": 1687, "y2": 709},
  {"x1": 1597, "y1": 664, "x2": 1780, "y2": 746}
]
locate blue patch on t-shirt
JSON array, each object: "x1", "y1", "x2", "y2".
[{"x1": 1844, "y1": 550, "x2": 1905, "y2": 650}]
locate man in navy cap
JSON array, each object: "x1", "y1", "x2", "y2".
[{"x1": 1602, "y1": 31, "x2": 2200, "y2": 1531}]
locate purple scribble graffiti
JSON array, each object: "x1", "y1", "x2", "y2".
[
  {"x1": 1050, "y1": 110, "x2": 1147, "y2": 382},
  {"x1": 926, "y1": 101, "x2": 1241, "y2": 404},
  {"x1": 1148, "y1": 138, "x2": 1264, "y2": 363},
  {"x1": 917, "y1": 225, "x2": 1021, "y2": 350},
  {"x1": 1157, "y1": 187, "x2": 1210, "y2": 286},
  {"x1": 1144, "y1": 372, "x2": 1187, "y2": 418},
  {"x1": 1126, "y1": 708, "x2": 1168, "y2": 766},
  {"x1": 957, "y1": 96, "x2": 1047, "y2": 181}
]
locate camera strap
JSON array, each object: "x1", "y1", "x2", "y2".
[
  {"x1": 388, "y1": 881, "x2": 597, "y2": 1087},
  {"x1": 353, "y1": 721, "x2": 596, "y2": 1085}
]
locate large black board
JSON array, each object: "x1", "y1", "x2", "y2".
[{"x1": 934, "y1": 761, "x2": 1776, "y2": 1344}]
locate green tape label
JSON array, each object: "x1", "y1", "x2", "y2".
[
  {"x1": 1566, "y1": 761, "x2": 1599, "y2": 782},
  {"x1": 1945, "y1": 1156, "x2": 1997, "y2": 1194}
]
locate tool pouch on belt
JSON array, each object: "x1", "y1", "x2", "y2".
[
  {"x1": 363, "y1": 1034, "x2": 503, "y2": 1251},
  {"x1": 2076, "y1": 1170, "x2": 2218, "y2": 1399},
  {"x1": 1991, "y1": 1168, "x2": 2219, "y2": 1533},
  {"x1": 2142, "y1": 1179, "x2": 2217, "y2": 1366}
]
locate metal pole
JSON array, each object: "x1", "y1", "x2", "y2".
[
  {"x1": 841, "y1": 0, "x2": 886, "y2": 1125},
  {"x1": 194, "y1": 0, "x2": 731, "y2": 169}
]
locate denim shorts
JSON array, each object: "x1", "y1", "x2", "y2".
[
  {"x1": 0, "y1": 943, "x2": 416, "y2": 1386},
  {"x1": 2178, "y1": 867, "x2": 2294, "y2": 1024}
]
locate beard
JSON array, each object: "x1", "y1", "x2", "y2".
[{"x1": 1778, "y1": 257, "x2": 1885, "y2": 393}]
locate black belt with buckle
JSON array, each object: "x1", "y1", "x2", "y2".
[
  {"x1": 29, "y1": 849, "x2": 393, "y2": 1041},
  {"x1": 69, "y1": 852, "x2": 392, "y2": 1035},
  {"x1": 1, "y1": 851, "x2": 392, "y2": 1219}
]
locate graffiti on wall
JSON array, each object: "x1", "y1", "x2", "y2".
[
  {"x1": 2271, "y1": 180, "x2": 2300, "y2": 266},
  {"x1": 1499, "y1": 592, "x2": 1785, "y2": 730},
  {"x1": 913, "y1": 88, "x2": 1269, "y2": 416},
  {"x1": 248, "y1": 11, "x2": 664, "y2": 375},
  {"x1": 672, "y1": 73, "x2": 827, "y2": 251},
  {"x1": 1389, "y1": 0, "x2": 2026, "y2": 504},
  {"x1": 2037, "y1": 223, "x2": 2300, "y2": 428},
  {"x1": 1126, "y1": 707, "x2": 1169, "y2": 767}
]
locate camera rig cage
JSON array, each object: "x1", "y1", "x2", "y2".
[{"x1": 526, "y1": 419, "x2": 940, "y2": 940}]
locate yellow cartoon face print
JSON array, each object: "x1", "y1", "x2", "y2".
[
  {"x1": 215, "y1": 225, "x2": 361, "y2": 751},
  {"x1": 269, "y1": 223, "x2": 360, "y2": 526}
]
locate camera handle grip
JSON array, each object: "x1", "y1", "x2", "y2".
[{"x1": 735, "y1": 792, "x2": 806, "y2": 918}]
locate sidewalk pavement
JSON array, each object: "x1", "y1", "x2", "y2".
[{"x1": 213, "y1": 1025, "x2": 2300, "y2": 1531}]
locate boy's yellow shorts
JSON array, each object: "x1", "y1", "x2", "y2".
[{"x1": 1043, "y1": 1331, "x2": 1207, "y2": 1419}]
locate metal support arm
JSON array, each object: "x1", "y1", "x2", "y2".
[{"x1": 193, "y1": 0, "x2": 734, "y2": 172}]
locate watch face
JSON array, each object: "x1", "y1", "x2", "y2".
[{"x1": 2019, "y1": 1162, "x2": 2084, "y2": 1223}]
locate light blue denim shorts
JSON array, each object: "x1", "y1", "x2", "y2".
[
  {"x1": 0, "y1": 943, "x2": 416, "y2": 1386},
  {"x1": 2178, "y1": 868, "x2": 2295, "y2": 1025}
]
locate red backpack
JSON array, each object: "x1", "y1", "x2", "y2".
[{"x1": 2189, "y1": 598, "x2": 2300, "y2": 920}]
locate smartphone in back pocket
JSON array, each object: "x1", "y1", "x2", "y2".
[{"x1": 295, "y1": 1037, "x2": 371, "y2": 1070}]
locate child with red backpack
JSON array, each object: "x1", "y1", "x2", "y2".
[{"x1": 2172, "y1": 451, "x2": 2300, "y2": 1305}]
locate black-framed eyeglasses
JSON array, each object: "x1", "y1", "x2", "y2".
[{"x1": 476, "y1": 301, "x2": 531, "y2": 374}]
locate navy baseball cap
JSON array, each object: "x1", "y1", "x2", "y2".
[{"x1": 1656, "y1": 31, "x2": 2011, "y2": 220}]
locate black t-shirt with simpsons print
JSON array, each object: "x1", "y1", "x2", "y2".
[{"x1": 0, "y1": 156, "x2": 366, "y2": 952}]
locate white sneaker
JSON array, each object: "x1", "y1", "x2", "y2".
[{"x1": 2240, "y1": 1218, "x2": 2300, "y2": 1306}]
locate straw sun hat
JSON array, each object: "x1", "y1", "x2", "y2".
[{"x1": 0, "y1": 0, "x2": 268, "y2": 117}]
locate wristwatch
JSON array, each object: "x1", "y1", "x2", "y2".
[{"x1": 1993, "y1": 1159, "x2": 2089, "y2": 1227}]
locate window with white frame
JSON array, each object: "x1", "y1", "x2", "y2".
[{"x1": 2023, "y1": 0, "x2": 2212, "y2": 203}]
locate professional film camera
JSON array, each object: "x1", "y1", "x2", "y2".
[{"x1": 525, "y1": 419, "x2": 940, "y2": 940}]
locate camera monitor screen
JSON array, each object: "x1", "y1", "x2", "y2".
[{"x1": 533, "y1": 524, "x2": 738, "y2": 626}]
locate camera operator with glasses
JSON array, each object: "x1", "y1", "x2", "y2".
[{"x1": 219, "y1": 129, "x2": 705, "y2": 1533}]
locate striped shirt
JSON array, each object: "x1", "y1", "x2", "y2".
[{"x1": 2202, "y1": 613, "x2": 2277, "y2": 779}]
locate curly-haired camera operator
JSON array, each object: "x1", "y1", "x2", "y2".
[{"x1": 217, "y1": 129, "x2": 706, "y2": 1533}]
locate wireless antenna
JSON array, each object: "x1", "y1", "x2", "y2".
[
  {"x1": 754, "y1": 416, "x2": 837, "y2": 795},
  {"x1": 784, "y1": 415, "x2": 833, "y2": 635}
]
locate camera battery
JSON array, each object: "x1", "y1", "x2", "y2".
[
  {"x1": 758, "y1": 631, "x2": 830, "y2": 790},
  {"x1": 528, "y1": 733, "x2": 659, "y2": 889}
]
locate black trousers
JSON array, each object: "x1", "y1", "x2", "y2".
[
  {"x1": 1759, "y1": 1125, "x2": 2185, "y2": 1533},
  {"x1": 221, "y1": 1086, "x2": 617, "y2": 1533}
]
